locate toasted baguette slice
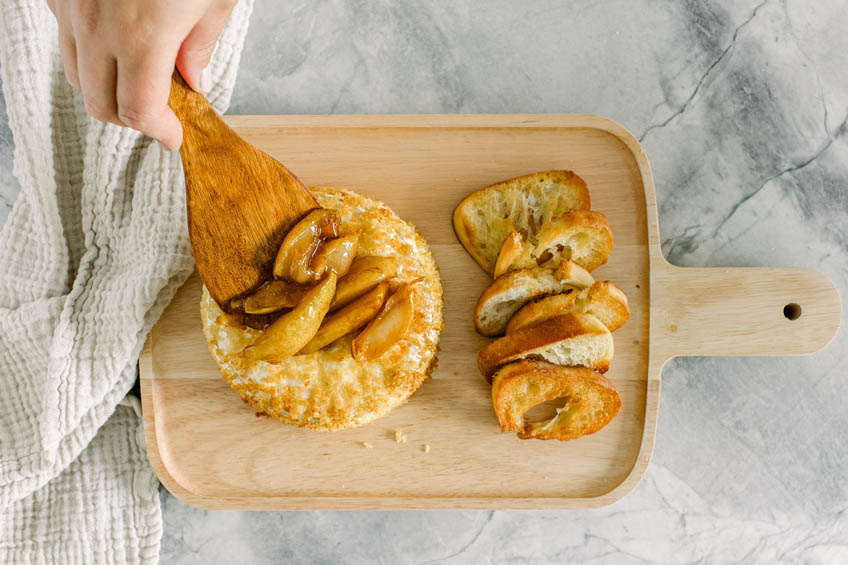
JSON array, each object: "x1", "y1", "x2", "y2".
[
  {"x1": 453, "y1": 171, "x2": 591, "y2": 273},
  {"x1": 478, "y1": 313, "x2": 613, "y2": 380},
  {"x1": 474, "y1": 260, "x2": 594, "y2": 337},
  {"x1": 493, "y1": 230, "x2": 524, "y2": 278},
  {"x1": 506, "y1": 281, "x2": 629, "y2": 334},
  {"x1": 491, "y1": 360, "x2": 621, "y2": 441},
  {"x1": 500, "y1": 210, "x2": 613, "y2": 274}
]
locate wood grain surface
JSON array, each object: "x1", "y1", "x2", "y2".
[{"x1": 140, "y1": 114, "x2": 841, "y2": 510}]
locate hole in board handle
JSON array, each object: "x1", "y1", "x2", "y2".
[{"x1": 783, "y1": 303, "x2": 802, "y2": 320}]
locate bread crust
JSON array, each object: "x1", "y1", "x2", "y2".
[
  {"x1": 506, "y1": 280, "x2": 630, "y2": 334},
  {"x1": 473, "y1": 260, "x2": 594, "y2": 337},
  {"x1": 477, "y1": 313, "x2": 612, "y2": 380},
  {"x1": 452, "y1": 170, "x2": 591, "y2": 273},
  {"x1": 491, "y1": 360, "x2": 621, "y2": 440},
  {"x1": 493, "y1": 231, "x2": 524, "y2": 279}
]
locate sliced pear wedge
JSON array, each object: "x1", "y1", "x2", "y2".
[
  {"x1": 329, "y1": 256, "x2": 399, "y2": 311},
  {"x1": 344, "y1": 255, "x2": 398, "y2": 277},
  {"x1": 273, "y1": 209, "x2": 340, "y2": 283},
  {"x1": 242, "y1": 273, "x2": 337, "y2": 363},
  {"x1": 300, "y1": 282, "x2": 389, "y2": 354},
  {"x1": 313, "y1": 234, "x2": 360, "y2": 278},
  {"x1": 243, "y1": 280, "x2": 310, "y2": 314},
  {"x1": 352, "y1": 282, "x2": 415, "y2": 361}
]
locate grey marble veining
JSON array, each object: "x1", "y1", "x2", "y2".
[{"x1": 2, "y1": 0, "x2": 847, "y2": 562}]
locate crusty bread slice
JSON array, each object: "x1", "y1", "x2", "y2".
[
  {"x1": 534, "y1": 210, "x2": 613, "y2": 272},
  {"x1": 493, "y1": 230, "x2": 524, "y2": 278},
  {"x1": 453, "y1": 171, "x2": 591, "y2": 274},
  {"x1": 498, "y1": 210, "x2": 613, "y2": 274},
  {"x1": 506, "y1": 280, "x2": 629, "y2": 334},
  {"x1": 474, "y1": 260, "x2": 594, "y2": 337},
  {"x1": 491, "y1": 359, "x2": 621, "y2": 440},
  {"x1": 477, "y1": 313, "x2": 613, "y2": 380}
]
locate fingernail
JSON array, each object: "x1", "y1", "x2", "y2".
[{"x1": 200, "y1": 66, "x2": 213, "y2": 94}]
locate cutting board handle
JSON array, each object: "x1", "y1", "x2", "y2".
[{"x1": 654, "y1": 262, "x2": 841, "y2": 359}]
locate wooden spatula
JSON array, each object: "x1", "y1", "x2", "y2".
[{"x1": 168, "y1": 72, "x2": 318, "y2": 310}]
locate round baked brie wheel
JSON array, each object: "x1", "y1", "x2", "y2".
[{"x1": 200, "y1": 187, "x2": 443, "y2": 431}]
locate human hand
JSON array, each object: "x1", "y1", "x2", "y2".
[{"x1": 46, "y1": 0, "x2": 237, "y2": 150}]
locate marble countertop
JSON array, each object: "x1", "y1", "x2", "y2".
[{"x1": 3, "y1": 0, "x2": 847, "y2": 562}]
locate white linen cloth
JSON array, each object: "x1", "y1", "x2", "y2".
[{"x1": 0, "y1": 0, "x2": 253, "y2": 562}]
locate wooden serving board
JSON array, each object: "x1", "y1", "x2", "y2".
[{"x1": 140, "y1": 115, "x2": 841, "y2": 510}]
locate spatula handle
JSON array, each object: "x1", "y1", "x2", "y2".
[
  {"x1": 168, "y1": 72, "x2": 217, "y2": 140},
  {"x1": 653, "y1": 262, "x2": 841, "y2": 360}
]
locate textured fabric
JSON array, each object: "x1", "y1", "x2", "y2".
[
  {"x1": 0, "y1": 400, "x2": 161, "y2": 564},
  {"x1": 0, "y1": 0, "x2": 253, "y2": 562}
]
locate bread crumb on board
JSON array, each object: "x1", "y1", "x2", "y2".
[
  {"x1": 394, "y1": 430, "x2": 408, "y2": 444},
  {"x1": 423, "y1": 444, "x2": 431, "y2": 454},
  {"x1": 362, "y1": 442, "x2": 373, "y2": 449}
]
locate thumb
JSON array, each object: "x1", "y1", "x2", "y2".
[{"x1": 175, "y1": 2, "x2": 235, "y2": 93}]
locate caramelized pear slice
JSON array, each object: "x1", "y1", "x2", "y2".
[
  {"x1": 273, "y1": 209, "x2": 340, "y2": 283},
  {"x1": 312, "y1": 234, "x2": 360, "y2": 278},
  {"x1": 329, "y1": 256, "x2": 399, "y2": 311},
  {"x1": 352, "y1": 282, "x2": 415, "y2": 361},
  {"x1": 243, "y1": 280, "x2": 310, "y2": 314},
  {"x1": 344, "y1": 255, "x2": 398, "y2": 277},
  {"x1": 242, "y1": 273, "x2": 337, "y2": 362},
  {"x1": 300, "y1": 282, "x2": 389, "y2": 354}
]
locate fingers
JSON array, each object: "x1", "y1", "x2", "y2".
[
  {"x1": 58, "y1": 30, "x2": 80, "y2": 89},
  {"x1": 51, "y1": 0, "x2": 79, "y2": 89},
  {"x1": 46, "y1": 0, "x2": 232, "y2": 150},
  {"x1": 116, "y1": 50, "x2": 183, "y2": 150},
  {"x1": 73, "y1": 43, "x2": 182, "y2": 150},
  {"x1": 76, "y1": 49, "x2": 119, "y2": 126},
  {"x1": 175, "y1": 0, "x2": 236, "y2": 93}
]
